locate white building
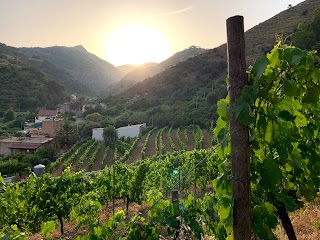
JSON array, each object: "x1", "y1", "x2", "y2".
[
  {"x1": 92, "y1": 128, "x2": 104, "y2": 141},
  {"x1": 35, "y1": 110, "x2": 58, "y2": 126},
  {"x1": 116, "y1": 123, "x2": 146, "y2": 139}
]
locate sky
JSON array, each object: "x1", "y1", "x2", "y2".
[{"x1": 1, "y1": 0, "x2": 305, "y2": 66}]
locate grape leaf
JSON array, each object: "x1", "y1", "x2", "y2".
[{"x1": 252, "y1": 55, "x2": 270, "y2": 79}]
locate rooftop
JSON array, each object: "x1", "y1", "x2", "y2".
[
  {"x1": 0, "y1": 137, "x2": 53, "y2": 144},
  {"x1": 37, "y1": 109, "x2": 58, "y2": 117},
  {"x1": 116, "y1": 123, "x2": 146, "y2": 130}
]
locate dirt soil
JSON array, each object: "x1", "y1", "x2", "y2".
[
  {"x1": 171, "y1": 129, "x2": 181, "y2": 151},
  {"x1": 92, "y1": 142, "x2": 105, "y2": 171},
  {"x1": 203, "y1": 129, "x2": 212, "y2": 148},
  {"x1": 185, "y1": 131, "x2": 195, "y2": 151},
  {"x1": 127, "y1": 133, "x2": 148, "y2": 164},
  {"x1": 161, "y1": 129, "x2": 172, "y2": 154},
  {"x1": 145, "y1": 130, "x2": 157, "y2": 158}
]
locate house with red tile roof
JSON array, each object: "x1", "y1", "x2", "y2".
[{"x1": 35, "y1": 110, "x2": 58, "y2": 126}]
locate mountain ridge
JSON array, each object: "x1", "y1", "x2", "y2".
[
  {"x1": 102, "y1": 0, "x2": 319, "y2": 127},
  {"x1": 20, "y1": 45, "x2": 124, "y2": 94},
  {"x1": 105, "y1": 46, "x2": 206, "y2": 95}
]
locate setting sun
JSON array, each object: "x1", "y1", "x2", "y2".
[{"x1": 105, "y1": 24, "x2": 170, "y2": 66}]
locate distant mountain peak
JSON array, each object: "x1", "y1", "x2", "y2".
[{"x1": 73, "y1": 45, "x2": 87, "y2": 52}]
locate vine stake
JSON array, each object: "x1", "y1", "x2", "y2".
[{"x1": 227, "y1": 15, "x2": 251, "y2": 239}]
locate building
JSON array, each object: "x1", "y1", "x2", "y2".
[
  {"x1": 92, "y1": 128, "x2": 104, "y2": 141},
  {"x1": 41, "y1": 119, "x2": 65, "y2": 138},
  {"x1": 116, "y1": 123, "x2": 146, "y2": 139},
  {"x1": 35, "y1": 109, "x2": 58, "y2": 127},
  {"x1": 0, "y1": 137, "x2": 54, "y2": 156}
]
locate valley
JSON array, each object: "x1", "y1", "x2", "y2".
[{"x1": 1, "y1": 0, "x2": 320, "y2": 239}]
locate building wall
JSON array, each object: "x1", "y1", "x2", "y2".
[
  {"x1": 0, "y1": 142, "x2": 12, "y2": 156},
  {"x1": 116, "y1": 124, "x2": 145, "y2": 138},
  {"x1": 92, "y1": 128, "x2": 104, "y2": 141},
  {"x1": 42, "y1": 119, "x2": 65, "y2": 138}
]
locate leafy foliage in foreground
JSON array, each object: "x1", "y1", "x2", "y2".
[{"x1": 214, "y1": 42, "x2": 320, "y2": 238}]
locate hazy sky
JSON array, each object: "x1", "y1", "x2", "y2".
[{"x1": 1, "y1": 0, "x2": 305, "y2": 66}]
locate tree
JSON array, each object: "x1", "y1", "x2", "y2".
[
  {"x1": 55, "y1": 122, "x2": 79, "y2": 149},
  {"x1": 291, "y1": 7, "x2": 320, "y2": 50},
  {"x1": 3, "y1": 109, "x2": 16, "y2": 122},
  {"x1": 84, "y1": 112, "x2": 103, "y2": 123},
  {"x1": 103, "y1": 125, "x2": 118, "y2": 146},
  {"x1": 80, "y1": 121, "x2": 100, "y2": 138},
  {"x1": 35, "y1": 146, "x2": 57, "y2": 162}
]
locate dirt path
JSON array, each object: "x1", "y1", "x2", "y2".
[
  {"x1": 80, "y1": 144, "x2": 99, "y2": 172},
  {"x1": 127, "y1": 134, "x2": 148, "y2": 164},
  {"x1": 185, "y1": 131, "x2": 195, "y2": 151},
  {"x1": 69, "y1": 148, "x2": 88, "y2": 173},
  {"x1": 162, "y1": 129, "x2": 171, "y2": 153},
  {"x1": 203, "y1": 129, "x2": 212, "y2": 149},
  {"x1": 171, "y1": 129, "x2": 181, "y2": 151},
  {"x1": 145, "y1": 130, "x2": 157, "y2": 158},
  {"x1": 105, "y1": 148, "x2": 115, "y2": 167},
  {"x1": 52, "y1": 163, "x2": 64, "y2": 177},
  {"x1": 92, "y1": 142, "x2": 106, "y2": 171}
]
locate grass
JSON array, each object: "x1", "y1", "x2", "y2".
[{"x1": 275, "y1": 197, "x2": 320, "y2": 239}]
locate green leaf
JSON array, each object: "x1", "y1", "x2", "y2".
[
  {"x1": 252, "y1": 202, "x2": 278, "y2": 240},
  {"x1": 233, "y1": 97, "x2": 255, "y2": 125},
  {"x1": 283, "y1": 79, "x2": 299, "y2": 97},
  {"x1": 260, "y1": 158, "x2": 282, "y2": 189},
  {"x1": 275, "y1": 193, "x2": 299, "y2": 212},
  {"x1": 217, "y1": 97, "x2": 229, "y2": 121},
  {"x1": 41, "y1": 221, "x2": 56, "y2": 235},
  {"x1": 218, "y1": 205, "x2": 231, "y2": 220},
  {"x1": 252, "y1": 55, "x2": 270, "y2": 79},
  {"x1": 283, "y1": 47, "x2": 303, "y2": 66},
  {"x1": 303, "y1": 84, "x2": 320, "y2": 103},
  {"x1": 242, "y1": 85, "x2": 259, "y2": 105},
  {"x1": 166, "y1": 216, "x2": 180, "y2": 228},
  {"x1": 294, "y1": 113, "x2": 308, "y2": 127},
  {"x1": 278, "y1": 110, "x2": 295, "y2": 122},
  {"x1": 264, "y1": 121, "x2": 273, "y2": 143}
]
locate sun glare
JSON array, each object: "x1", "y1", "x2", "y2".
[{"x1": 106, "y1": 25, "x2": 170, "y2": 66}]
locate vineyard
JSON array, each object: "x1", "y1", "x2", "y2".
[
  {"x1": 49, "y1": 125, "x2": 212, "y2": 177},
  {"x1": 1, "y1": 44, "x2": 320, "y2": 240}
]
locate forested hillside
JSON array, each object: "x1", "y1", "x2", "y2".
[
  {"x1": 105, "y1": 46, "x2": 206, "y2": 96},
  {"x1": 0, "y1": 44, "x2": 69, "y2": 112},
  {"x1": 102, "y1": 0, "x2": 319, "y2": 128},
  {"x1": 21, "y1": 45, "x2": 124, "y2": 94}
]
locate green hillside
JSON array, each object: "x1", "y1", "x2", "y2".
[
  {"x1": 21, "y1": 45, "x2": 124, "y2": 94},
  {"x1": 0, "y1": 44, "x2": 69, "y2": 112},
  {"x1": 102, "y1": 0, "x2": 319, "y2": 128}
]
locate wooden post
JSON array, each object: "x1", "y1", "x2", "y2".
[
  {"x1": 172, "y1": 190, "x2": 180, "y2": 240},
  {"x1": 126, "y1": 195, "x2": 130, "y2": 214},
  {"x1": 112, "y1": 166, "x2": 115, "y2": 216},
  {"x1": 227, "y1": 16, "x2": 251, "y2": 239}
]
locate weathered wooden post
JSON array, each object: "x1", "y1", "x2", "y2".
[
  {"x1": 171, "y1": 190, "x2": 180, "y2": 240},
  {"x1": 226, "y1": 16, "x2": 251, "y2": 239},
  {"x1": 112, "y1": 165, "x2": 115, "y2": 216}
]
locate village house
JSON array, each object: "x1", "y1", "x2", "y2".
[
  {"x1": 34, "y1": 109, "x2": 58, "y2": 127},
  {"x1": 0, "y1": 137, "x2": 54, "y2": 156},
  {"x1": 30, "y1": 119, "x2": 65, "y2": 138}
]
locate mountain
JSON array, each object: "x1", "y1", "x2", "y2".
[
  {"x1": 117, "y1": 62, "x2": 157, "y2": 75},
  {"x1": 103, "y1": 0, "x2": 319, "y2": 128},
  {"x1": 0, "y1": 43, "x2": 69, "y2": 113},
  {"x1": 105, "y1": 46, "x2": 206, "y2": 95},
  {"x1": 20, "y1": 45, "x2": 124, "y2": 94}
]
